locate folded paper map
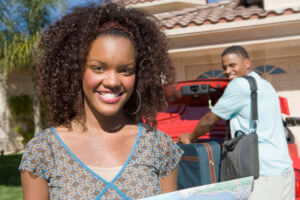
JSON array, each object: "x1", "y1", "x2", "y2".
[{"x1": 142, "y1": 176, "x2": 253, "y2": 200}]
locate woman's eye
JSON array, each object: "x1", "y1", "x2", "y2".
[
  {"x1": 120, "y1": 68, "x2": 135, "y2": 75},
  {"x1": 92, "y1": 66, "x2": 104, "y2": 72}
]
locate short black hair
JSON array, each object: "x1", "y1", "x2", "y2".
[{"x1": 221, "y1": 45, "x2": 249, "y2": 59}]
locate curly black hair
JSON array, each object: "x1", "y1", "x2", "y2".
[{"x1": 37, "y1": 2, "x2": 175, "y2": 128}]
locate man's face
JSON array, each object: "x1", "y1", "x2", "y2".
[{"x1": 222, "y1": 53, "x2": 251, "y2": 80}]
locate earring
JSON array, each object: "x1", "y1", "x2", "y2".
[{"x1": 130, "y1": 89, "x2": 141, "y2": 115}]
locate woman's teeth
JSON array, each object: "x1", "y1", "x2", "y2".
[{"x1": 100, "y1": 93, "x2": 119, "y2": 99}]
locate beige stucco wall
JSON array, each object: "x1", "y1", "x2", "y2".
[
  {"x1": 253, "y1": 56, "x2": 300, "y2": 116},
  {"x1": 264, "y1": 0, "x2": 300, "y2": 12},
  {"x1": 7, "y1": 69, "x2": 34, "y2": 97}
]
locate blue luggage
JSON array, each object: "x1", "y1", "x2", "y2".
[{"x1": 177, "y1": 141, "x2": 221, "y2": 189}]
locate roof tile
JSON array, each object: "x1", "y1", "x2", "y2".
[
  {"x1": 155, "y1": 1, "x2": 299, "y2": 29},
  {"x1": 116, "y1": 0, "x2": 300, "y2": 29}
]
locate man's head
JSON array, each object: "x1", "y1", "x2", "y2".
[{"x1": 221, "y1": 46, "x2": 251, "y2": 80}]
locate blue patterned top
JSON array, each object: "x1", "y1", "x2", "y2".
[{"x1": 19, "y1": 123, "x2": 183, "y2": 200}]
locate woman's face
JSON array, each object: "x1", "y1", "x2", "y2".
[{"x1": 82, "y1": 34, "x2": 136, "y2": 118}]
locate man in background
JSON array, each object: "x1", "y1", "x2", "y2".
[{"x1": 179, "y1": 45, "x2": 294, "y2": 200}]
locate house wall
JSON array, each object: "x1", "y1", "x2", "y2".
[
  {"x1": 264, "y1": 0, "x2": 300, "y2": 12},
  {"x1": 7, "y1": 70, "x2": 34, "y2": 97}
]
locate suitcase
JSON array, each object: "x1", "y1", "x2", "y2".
[{"x1": 177, "y1": 141, "x2": 221, "y2": 189}]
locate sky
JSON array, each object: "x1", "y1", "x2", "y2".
[
  {"x1": 0, "y1": 0, "x2": 107, "y2": 35},
  {"x1": 65, "y1": 0, "x2": 101, "y2": 8},
  {"x1": 50, "y1": 0, "x2": 106, "y2": 23}
]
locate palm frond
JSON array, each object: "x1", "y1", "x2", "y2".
[
  {"x1": 0, "y1": 0, "x2": 65, "y2": 73},
  {"x1": 0, "y1": 32, "x2": 40, "y2": 73}
]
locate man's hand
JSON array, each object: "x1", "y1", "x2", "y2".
[
  {"x1": 178, "y1": 133, "x2": 196, "y2": 144},
  {"x1": 178, "y1": 112, "x2": 222, "y2": 144}
]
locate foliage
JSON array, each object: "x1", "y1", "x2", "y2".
[
  {"x1": 0, "y1": 0, "x2": 65, "y2": 141},
  {"x1": 0, "y1": 154, "x2": 22, "y2": 186},
  {"x1": 0, "y1": 153, "x2": 22, "y2": 200},
  {"x1": 0, "y1": 33, "x2": 39, "y2": 72},
  {"x1": 8, "y1": 95, "x2": 34, "y2": 145},
  {"x1": 0, "y1": 0, "x2": 64, "y2": 73},
  {"x1": 8, "y1": 95, "x2": 51, "y2": 143}
]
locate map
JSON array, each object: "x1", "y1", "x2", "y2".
[{"x1": 141, "y1": 176, "x2": 253, "y2": 200}]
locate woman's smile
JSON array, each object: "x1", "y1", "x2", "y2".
[{"x1": 97, "y1": 91, "x2": 123, "y2": 104}]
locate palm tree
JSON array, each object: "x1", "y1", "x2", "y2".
[{"x1": 0, "y1": 0, "x2": 64, "y2": 151}]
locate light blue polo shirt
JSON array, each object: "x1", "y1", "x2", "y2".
[{"x1": 212, "y1": 71, "x2": 292, "y2": 176}]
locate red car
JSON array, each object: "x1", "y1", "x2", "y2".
[{"x1": 157, "y1": 78, "x2": 300, "y2": 199}]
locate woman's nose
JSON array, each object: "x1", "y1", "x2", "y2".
[{"x1": 103, "y1": 71, "x2": 121, "y2": 89}]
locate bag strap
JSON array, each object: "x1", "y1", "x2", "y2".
[
  {"x1": 242, "y1": 76, "x2": 258, "y2": 133},
  {"x1": 225, "y1": 75, "x2": 258, "y2": 139}
]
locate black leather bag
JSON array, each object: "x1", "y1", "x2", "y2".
[{"x1": 220, "y1": 76, "x2": 259, "y2": 181}]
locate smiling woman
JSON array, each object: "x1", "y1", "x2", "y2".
[
  {"x1": 18, "y1": 2, "x2": 183, "y2": 200},
  {"x1": 83, "y1": 35, "x2": 136, "y2": 118}
]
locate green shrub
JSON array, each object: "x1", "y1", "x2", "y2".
[
  {"x1": 9, "y1": 95, "x2": 34, "y2": 145},
  {"x1": 0, "y1": 154, "x2": 23, "y2": 200}
]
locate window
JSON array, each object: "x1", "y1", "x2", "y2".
[
  {"x1": 197, "y1": 70, "x2": 226, "y2": 79},
  {"x1": 254, "y1": 65, "x2": 286, "y2": 75}
]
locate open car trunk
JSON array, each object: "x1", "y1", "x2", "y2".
[{"x1": 157, "y1": 79, "x2": 229, "y2": 141}]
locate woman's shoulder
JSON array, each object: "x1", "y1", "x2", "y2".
[
  {"x1": 139, "y1": 123, "x2": 173, "y2": 143},
  {"x1": 19, "y1": 128, "x2": 57, "y2": 179},
  {"x1": 25, "y1": 127, "x2": 56, "y2": 148}
]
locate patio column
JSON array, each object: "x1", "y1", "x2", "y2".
[{"x1": 0, "y1": 72, "x2": 16, "y2": 153}]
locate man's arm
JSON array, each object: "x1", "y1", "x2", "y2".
[{"x1": 178, "y1": 112, "x2": 222, "y2": 144}]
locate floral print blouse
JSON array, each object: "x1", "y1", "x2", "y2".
[{"x1": 19, "y1": 123, "x2": 183, "y2": 200}]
